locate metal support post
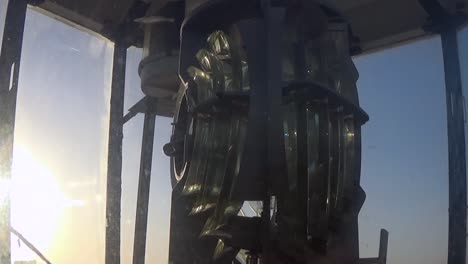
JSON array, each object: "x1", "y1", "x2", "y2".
[
  {"x1": 105, "y1": 38, "x2": 127, "y2": 264},
  {"x1": 358, "y1": 229, "x2": 388, "y2": 264},
  {"x1": 0, "y1": 0, "x2": 28, "y2": 263},
  {"x1": 132, "y1": 99, "x2": 157, "y2": 264},
  {"x1": 264, "y1": 3, "x2": 287, "y2": 263},
  {"x1": 441, "y1": 26, "x2": 467, "y2": 264}
]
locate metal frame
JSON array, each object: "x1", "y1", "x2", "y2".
[
  {"x1": 441, "y1": 23, "x2": 467, "y2": 264},
  {"x1": 0, "y1": 1, "x2": 29, "y2": 263},
  {"x1": 358, "y1": 229, "x2": 389, "y2": 264},
  {"x1": 419, "y1": 1, "x2": 468, "y2": 263},
  {"x1": 132, "y1": 97, "x2": 158, "y2": 264},
  {"x1": 104, "y1": 33, "x2": 127, "y2": 264},
  {"x1": 0, "y1": 0, "x2": 466, "y2": 264},
  {"x1": 107, "y1": 56, "x2": 161, "y2": 264}
]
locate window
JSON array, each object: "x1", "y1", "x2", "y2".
[
  {"x1": 120, "y1": 47, "x2": 172, "y2": 264},
  {"x1": 10, "y1": 8, "x2": 112, "y2": 263},
  {"x1": 355, "y1": 37, "x2": 449, "y2": 264}
]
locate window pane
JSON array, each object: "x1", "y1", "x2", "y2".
[
  {"x1": 121, "y1": 47, "x2": 172, "y2": 264},
  {"x1": 10, "y1": 8, "x2": 112, "y2": 264},
  {"x1": 354, "y1": 37, "x2": 449, "y2": 264}
]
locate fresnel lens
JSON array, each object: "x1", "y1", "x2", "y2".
[{"x1": 165, "y1": 1, "x2": 370, "y2": 263}]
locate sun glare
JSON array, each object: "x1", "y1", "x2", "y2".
[{"x1": 6, "y1": 145, "x2": 83, "y2": 262}]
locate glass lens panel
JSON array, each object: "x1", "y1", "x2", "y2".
[
  {"x1": 200, "y1": 115, "x2": 247, "y2": 237},
  {"x1": 183, "y1": 118, "x2": 209, "y2": 196},
  {"x1": 188, "y1": 66, "x2": 213, "y2": 103},
  {"x1": 191, "y1": 117, "x2": 230, "y2": 214},
  {"x1": 186, "y1": 30, "x2": 250, "y2": 245},
  {"x1": 278, "y1": 102, "x2": 300, "y2": 247},
  {"x1": 306, "y1": 104, "x2": 329, "y2": 242}
]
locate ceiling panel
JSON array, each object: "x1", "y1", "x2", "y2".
[
  {"x1": 34, "y1": 0, "x2": 467, "y2": 51},
  {"x1": 341, "y1": 0, "x2": 430, "y2": 52},
  {"x1": 35, "y1": 0, "x2": 136, "y2": 39}
]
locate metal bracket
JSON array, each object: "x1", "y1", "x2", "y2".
[
  {"x1": 419, "y1": 0, "x2": 468, "y2": 33},
  {"x1": 358, "y1": 229, "x2": 389, "y2": 264},
  {"x1": 123, "y1": 96, "x2": 159, "y2": 124}
]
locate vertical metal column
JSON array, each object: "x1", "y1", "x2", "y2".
[
  {"x1": 132, "y1": 99, "x2": 157, "y2": 264},
  {"x1": 264, "y1": 3, "x2": 287, "y2": 263},
  {"x1": 0, "y1": 0, "x2": 28, "y2": 263},
  {"x1": 441, "y1": 27, "x2": 467, "y2": 264},
  {"x1": 105, "y1": 38, "x2": 127, "y2": 264}
]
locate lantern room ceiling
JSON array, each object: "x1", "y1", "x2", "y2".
[{"x1": 30, "y1": 0, "x2": 468, "y2": 53}]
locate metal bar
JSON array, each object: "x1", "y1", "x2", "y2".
[
  {"x1": 297, "y1": 103, "x2": 308, "y2": 240},
  {"x1": 378, "y1": 229, "x2": 388, "y2": 264},
  {"x1": 105, "y1": 39, "x2": 127, "y2": 264},
  {"x1": 441, "y1": 26, "x2": 467, "y2": 264},
  {"x1": 264, "y1": 3, "x2": 287, "y2": 263},
  {"x1": 132, "y1": 100, "x2": 157, "y2": 264},
  {"x1": 0, "y1": 1, "x2": 28, "y2": 263},
  {"x1": 10, "y1": 227, "x2": 52, "y2": 264},
  {"x1": 123, "y1": 111, "x2": 139, "y2": 124},
  {"x1": 358, "y1": 258, "x2": 380, "y2": 264},
  {"x1": 265, "y1": 3, "x2": 288, "y2": 205},
  {"x1": 357, "y1": 229, "x2": 388, "y2": 264},
  {"x1": 123, "y1": 97, "x2": 150, "y2": 124}
]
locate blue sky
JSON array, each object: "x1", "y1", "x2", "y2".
[
  {"x1": 1, "y1": 1, "x2": 467, "y2": 264},
  {"x1": 355, "y1": 37, "x2": 449, "y2": 264}
]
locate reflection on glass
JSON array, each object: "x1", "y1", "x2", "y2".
[
  {"x1": 200, "y1": 115, "x2": 247, "y2": 237},
  {"x1": 3, "y1": 8, "x2": 114, "y2": 263},
  {"x1": 277, "y1": 102, "x2": 303, "y2": 254},
  {"x1": 306, "y1": 104, "x2": 328, "y2": 242},
  {"x1": 280, "y1": 98, "x2": 358, "y2": 250},
  {"x1": 330, "y1": 119, "x2": 341, "y2": 210},
  {"x1": 241, "y1": 60, "x2": 250, "y2": 91},
  {"x1": 213, "y1": 239, "x2": 228, "y2": 259},
  {"x1": 196, "y1": 49, "x2": 225, "y2": 94},
  {"x1": 191, "y1": 118, "x2": 230, "y2": 214},
  {"x1": 182, "y1": 119, "x2": 210, "y2": 196},
  {"x1": 208, "y1": 31, "x2": 231, "y2": 59},
  {"x1": 183, "y1": 30, "x2": 250, "y2": 233},
  {"x1": 340, "y1": 117, "x2": 355, "y2": 211},
  {"x1": 283, "y1": 22, "x2": 359, "y2": 104},
  {"x1": 284, "y1": 102, "x2": 298, "y2": 193},
  {"x1": 188, "y1": 66, "x2": 213, "y2": 103}
]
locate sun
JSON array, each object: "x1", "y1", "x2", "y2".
[{"x1": 3, "y1": 145, "x2": 83, "y2": 262}]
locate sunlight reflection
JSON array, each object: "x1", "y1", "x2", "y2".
[
  {"x1": 10, "y1": 145, "x2": 83, "y2": 262},
  {"x1": 0, "y1": 178, "x2": 12, "y2": 204}
]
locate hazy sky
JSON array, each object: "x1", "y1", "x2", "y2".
[{"x1": 1, "y1": 1, "x2": 467, "y2": 264}]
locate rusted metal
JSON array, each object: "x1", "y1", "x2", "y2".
[
  {"x1": 132, "y1": 99, "x2": 157, "y2": 264},
  {"x1": 105, "y1": 38, "x2": 127, "y2": 264}
]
